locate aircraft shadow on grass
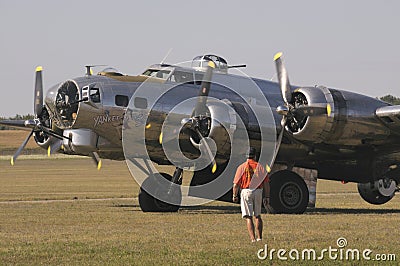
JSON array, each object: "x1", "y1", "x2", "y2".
[
  {"x1": 307, "y1": 208, "x2": 400, "y2": 215},
  {"x1": 112, "y1": 203, "x2": 400, "y2": 215},
  {"x1": 113, "y1": 203, "x2": 240, "y2": 214}
]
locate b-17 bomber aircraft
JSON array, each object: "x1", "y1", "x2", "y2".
[{"x1": 2, "y1": 53, "x2": 400, "y2": 214}]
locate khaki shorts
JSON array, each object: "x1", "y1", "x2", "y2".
[{"x1": 240, "y1": 188, "x2": 263, "y2": 218}]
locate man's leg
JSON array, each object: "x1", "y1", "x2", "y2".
[
  {"x1": 245, "y1": 216, "x2": 256, "y2": 242},
  {"x1": 255, "y1": 216, "x2": 263, "y2": 240}
]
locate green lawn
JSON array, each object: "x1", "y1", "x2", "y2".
[{"x1": 0, "y1": 159, "x2": 399, "y2": 265}]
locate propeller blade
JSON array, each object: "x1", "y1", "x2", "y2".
[
  {"x1": 266, "y1": 117, "x2": 286, "y2": 173},
  {"x1": 34, "y1": 66, "x2": 44, "y2": 117},
  {"x1": 274, "y1": 52, "x2": 292, "y2": 104},
  {"x1": 47, "y1": 139, "x2": 63, "y2": 157},
  {"x1": 11, "y1": 130, "x2": 34, "y2": 165},
  {"x1": 91, "y1": 151, "x2": 102, "y2": 170},
  {"x1": 192, "y1": 61, "x2": 215, "y2": 117},
  {"x1": 293, "y1": 104, "x2": 331, "y2": 117},
  {"x1": 194, "y1": 128, "x2": 217, "y2": 174},
  {"x1": 0, "y1": 120, "x2": 31, "y2": 131}
]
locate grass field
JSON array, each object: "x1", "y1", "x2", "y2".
[
  {"x1": 0, "y1": 131, "x2": 399, "y2": 265},
  {"x1": 0, "y1": 157, "x2": 399, "y2": 265},
  {"x1": 0, "y1": 130, "x2": 43, "y2": 156}
]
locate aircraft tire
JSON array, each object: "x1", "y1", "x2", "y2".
[
  {"x1": 268, "y1": 170, "x2": 309, "y2": 214},
  {"x1": 138, "y1": 173, "x2": 181, "y2": 212},
  {"x1": 357, "y1": 183, "x2": 394, "y2": 205}
]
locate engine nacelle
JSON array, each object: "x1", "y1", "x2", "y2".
[
  {"x1": 288, "y1": 86, "x2": 335, "y2": 143},
  {"x1": 289, "y1": 86, "x2": 390, "y2": 146},
  {"x1": 62, "y1": 128, "x2": 98, "y2": 155},
  {"x1": 33, "y1": 132, "x2": 60, "y2": 150}
]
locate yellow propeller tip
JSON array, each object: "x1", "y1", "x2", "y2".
[
  {"x1": 212, "y1": 163, "x2": 217, "y2": 174},
  {"x1": 47, "y1": 146, "x2": 51, "y2": 157},
  {"x1": 97, "y1": 160, "x2": 102, "y2": 170},
  {"x1": 327, "y1": 104, "x2": 332, "y2": 116},
  {"x1": 145, "y1": 123, "x2": 151, "y2": 129},
  {"x1": 10, "y1": 158, "x2": 14, "y2": 166},
  {"x1": 36, "y1": 66, "x2": 43, "y2": 72},
  {"x1": 208, "y1": 61, "x2": 216, "y2": 68},
  {"x1": 266, "y1": 164, "x2": 271, "y2": 173},
  {"x1": 159, "y1": 132, "x2": 163, "y2": 144},
  {"x1": 273, "y1": 52, "x2": 283, "y2": 61}
]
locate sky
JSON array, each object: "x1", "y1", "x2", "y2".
[{"x1": 0, "y1": 0, "x2": 399, "y2": 117}]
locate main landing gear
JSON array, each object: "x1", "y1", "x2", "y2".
[
  {"x1": 268, "y1": 170, "x2": 309, "y2": 214},
  {"x1": 138, "y1": 169, "x2": 183, "y2": 212}
]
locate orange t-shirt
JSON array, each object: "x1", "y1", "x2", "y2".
[{"x1": 233, "y1": 159, "x2": 268, "y2": 189}]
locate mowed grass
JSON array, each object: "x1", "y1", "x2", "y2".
[
  {"x1": 0, "y1": 159, "x2": 400, "y2": 265},
  {"x1": 0, "y1": 130, "x2": 42, "y2": 155}
]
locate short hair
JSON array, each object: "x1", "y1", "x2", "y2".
[{"x1": 246, "y1": 147, "x2": 256, "y2": 159}]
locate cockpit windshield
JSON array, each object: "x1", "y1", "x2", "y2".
[{"x1": 142, "y1": 69, "x2": 171, "y2": 79}]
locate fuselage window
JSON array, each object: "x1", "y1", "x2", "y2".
[
  {"x1": 134, "y1": 97, "x2": 148, "y2": 109},
  {"x1": 115, "y1": 95, "x2": 129, "y2": 107},
  {"x1": 90, "y1": 88, "x2": 101, "y2": 103}
]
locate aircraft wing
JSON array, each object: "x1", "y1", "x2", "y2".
[
  {"x1": 376, "y1": 105, "x2": 400, "y2": 133},
  {"x1": 0, "y1": 120, "x2": 31, "y2": 131}
]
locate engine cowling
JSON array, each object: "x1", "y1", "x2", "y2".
[
  {"x1": 188, "y1": 100, "x2": 238, "y2": 164},
  {"x1": 287, "y1": 86, "x2": 335, "y2": 143}
]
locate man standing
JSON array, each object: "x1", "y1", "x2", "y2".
[{"x1": 232, "y1": 147, "x2": 270, "y2": 242}]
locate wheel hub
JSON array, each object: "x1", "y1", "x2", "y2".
[{"x1": 281, "y1": 182, "x2": 302, "y2": 207}]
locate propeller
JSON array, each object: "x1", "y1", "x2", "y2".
[
  {"x1": 158, "y1": 60, "x2": 218, "y2": 197},
  {"x1": 187, "y1": 61, "x2": 218, "y2": 173},
  {"x1": 10, "y1": 67, "x2": 44, "y2": 165},
  {"x1": 11, "y1": 130, "x2": 34, "y2": 166},
  {"x1": 160, "y1": 61, "x2": 218, "y2": 174},
  {"x1": 268, "y1": 52, "x2": 330, "y2": 171},
  {"x1": 192, "y1": 61, "x2": 215, "y2": 117},
  {"x1": 274, "y1": 52, "x2": 292, "y2": 104},
  {"x1": 34, "y1": 66, "x2": 44, "y2": 117},
  {"x1": 91, "y1": 152, "x2": 102, "y2": 170}
]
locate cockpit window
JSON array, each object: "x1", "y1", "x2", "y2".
[
  {"x1": 142, "y1": 69, "x2": 171, "y2": 79},
  {"x1": 170, "y1": 70, "x2": 194, "y2": 83}
]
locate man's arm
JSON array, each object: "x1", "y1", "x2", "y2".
[
  {"x1": 232, "y1": 183, "x2": 240, "y2": 203},
  {"x1": 232, "y1": 165, "x2": 242, "y2": 203}
]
